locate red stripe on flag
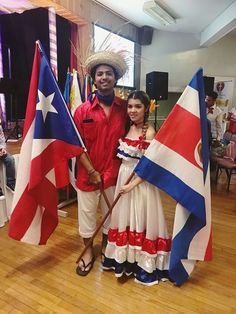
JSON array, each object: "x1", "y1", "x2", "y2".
[
  {"x1": 29, "y1": 140, "x2": 83, "y2": 190},
  {"x1": 23, "y1": 44, "x2": 40, "y2": 139},
  {"x1": 8, "y1": 177, "x2": 58, "y2": 244},
  {"x1": 30, "y1": 177, "x2": 58, "y2": 244},
  {"x1": 55, "y1": 160, "x2": 69, "y2": 188},
  {"x1": 156, "y1": 104, "x2": 202, "y2": 169},
  {"x1": 204, "y1": 228, "x2": 213, "y2": 261}
]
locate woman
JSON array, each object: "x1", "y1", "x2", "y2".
[{"x1": 102, "y1": 90, "x2": 171, "y2": 286}]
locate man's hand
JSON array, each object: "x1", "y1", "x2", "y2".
[
  {"x1": 0, "y1": 148, "x2": 7, "y2": 157},
  {"x1": 88, "y1": 170, "x2": 102, "y2": 185}
]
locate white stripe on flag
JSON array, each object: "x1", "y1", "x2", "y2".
[
  {"x1": 32, "y1": 138, "x2": 54, "y2": 159},
  {"x1": 172, "y1": 203, "x2": 190, "y2": 238},
  {"x1": 21, "y1": 205, "x2": 45, "y2": 244},
  {"x1": 181, "y1": 259, "x2": 196, "y2": 275},
  {"x1": 145, "y1": 140, "x2": 205, "y2": 196},
  {"x1": 177, "y1": 86, "x2": 200, "y2": 117},
  {"x1": 11, "y1": 121, "x2": 35, "y2": 211}
]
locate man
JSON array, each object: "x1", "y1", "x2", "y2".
[
  {"x1": 0, "y1": 121, "x2": 16, "y2": 194},
  {"x1": 206, "y1": 91, "x2": 223, "y2": 141},
  {"x1": 73, "y1": 51, "x2": 128, "y2": 276}
]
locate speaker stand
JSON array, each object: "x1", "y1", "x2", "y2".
[
  {"x1": 5, "y1": 95, "x2": 23, "y2": 142},
  {"x1": 154, "y1": 105, "x2": 160, "y2": 131}
]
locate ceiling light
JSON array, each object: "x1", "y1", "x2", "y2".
[{"x1": 143, "y1": 1, "x2": 176, "y2": 26}]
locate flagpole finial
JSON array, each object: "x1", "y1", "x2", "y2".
[{"x1": 36, "y1": 40, "x2": 43, "y2": 52}]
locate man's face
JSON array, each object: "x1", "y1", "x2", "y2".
[
  {"x1": 94, "y1": 64, "x2": 116, "y2": 95},
  {"x1": 205, "y1": 96, "x2": 215, "y2": 108}
]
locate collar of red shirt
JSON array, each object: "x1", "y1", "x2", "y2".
[{"x1": 91, "y1": 95, "x2": 123, "y2": 109}]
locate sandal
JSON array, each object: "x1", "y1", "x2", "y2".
[
  {"x1": 76, "y1": 256, "x2": 95, "y2": 276},
  {"x1": 101, "y1": 252, "x2": 105, "y2": 264}
]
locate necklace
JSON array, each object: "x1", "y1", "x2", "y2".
[{"x1": 133, "y1": 122, "x2": 148, "y2": 140}]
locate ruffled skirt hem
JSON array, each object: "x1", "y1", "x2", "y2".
[{"x1": 102, "y1": 258, "x2": 170, "y2": 286}]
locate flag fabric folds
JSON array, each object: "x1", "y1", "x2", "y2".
[
  {"x1": 135, "y1": 68, "x2": 212, "y2": 285},
  {"x1": 82, "y1": 74, "x2": 92, "y2": 102},
  {"x1": 8, "y1": 41, "x2": 84, "y2": 245},
  {"x1": 63, "y1": 69, "x2": 83, "y2": 189},
  {"x1": 63, "y1": 69, "x2": 72, "y2": 108},
  {"x1": 70, "y1": 69, "x2": 82, "y2": 115}
]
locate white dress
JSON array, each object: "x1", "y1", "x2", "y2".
[{"x1": 103, "y1": 137, "x2": 171, "y2": 286}]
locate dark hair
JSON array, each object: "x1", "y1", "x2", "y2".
[
  {"x1": 207, "y1": 91, "x2": 218, "y2": 100},
  {"x1": 90, "y1": 64, "x2": 119, "y2": 81},
  {"x1": 127, "y1": 90, "x2": 150, "y2": 109},
  {"x1": 127, "y1": 90, "x2": 150, "y2": 128}
]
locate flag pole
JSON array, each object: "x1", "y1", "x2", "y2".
[{"x1": 76, "y1": 171, "x2": 135, "y2": 264}]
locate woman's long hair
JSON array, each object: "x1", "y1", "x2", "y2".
[{"x1": 125, "y1": 90, "x2": 150, "y2": 133}]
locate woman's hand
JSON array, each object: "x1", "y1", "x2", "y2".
[
  {"x1": 120, "y1": 176, "x2": 144, "y2": 195},
  {"x1": 119, "y1": 182, "x2": 135, "y2": 194}
]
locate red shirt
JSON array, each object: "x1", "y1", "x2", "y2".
[{"x1": 74, "y1": 95, "x2": 127, "y2": 191}]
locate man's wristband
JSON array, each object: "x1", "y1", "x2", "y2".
[{"x1": 87, "y1": 169, "x2": 96, "y2": 176}]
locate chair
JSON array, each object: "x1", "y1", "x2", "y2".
[{"x1": 215, "y1": 141, "x2": 236, "y2": 191}]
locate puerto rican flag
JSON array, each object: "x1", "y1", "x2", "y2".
[
  {"x1": 8, "y1": 41, "x2": 84, "y2": 245},
  {"x1": 135, "y1": 68, "x2": 212, "y2": 285}
]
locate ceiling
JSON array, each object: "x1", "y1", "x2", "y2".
[
  {"x1": 0, "y1": 0, "x2": 86, "y2": 25},
  {"x1": 0, "y1": 0, "x2": 235, "y2": 47},
  {"x1": 94, "y1": 0, "x2": 236, "y2": 46}
]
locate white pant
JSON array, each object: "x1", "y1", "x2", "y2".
[{"x1": 77, "y1": 186, "x2": 115, "y2": 238}]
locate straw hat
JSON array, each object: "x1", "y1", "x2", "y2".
[{"x1": 85, "y1": 51, "x2": 128, "y2": 80}]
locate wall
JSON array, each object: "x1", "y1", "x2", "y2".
[
  {"x1": 57, "y1": 0, "x2": 137, "y2": 40},
  {"x1": 57, "y1": 0, "x2": 236, "y2": 111},
  {"x1": 57, "y1": 0, "x2": 140, "y2": 87},
  {"x1": 141, "y1": 30, "x2": 236, "y2": 110}
]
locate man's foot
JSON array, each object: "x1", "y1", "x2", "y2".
[{"x1": 76, "y1": 255, "x2": 95, "y2": 276}]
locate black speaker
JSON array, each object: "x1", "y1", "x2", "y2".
[
  {"x1": 138, "y1": 26, "x2": 153, "y2": 45},
  {"x1": 203, "y1": 76, "x2": 215, "y2": 95},
  {"x1": 146, "y1": 71, "x2": 168, "y2": 100}
]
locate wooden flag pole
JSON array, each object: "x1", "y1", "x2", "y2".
[{"x1": 76, "y1": 171, "x2": 135, "y2": 264}]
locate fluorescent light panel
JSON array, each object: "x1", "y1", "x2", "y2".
[{"x1": 143, "y1": 1, "x2": 175, "y2": 26}]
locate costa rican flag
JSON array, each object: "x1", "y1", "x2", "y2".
[
  {"x1": 8, "y1": 41, "x2": 84, "y2": 245},
  {"x1": 135, "y1": 68, "x2": 212, "y2": 285}
]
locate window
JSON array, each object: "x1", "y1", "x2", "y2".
[{"x1": 94, "y1": 25, "x2": 135, "y2": 88}]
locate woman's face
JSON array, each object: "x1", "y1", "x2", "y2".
[{"x1": 127, "y1": 98, "x2": 146, "y2": 125}]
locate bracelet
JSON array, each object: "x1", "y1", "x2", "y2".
[{"x1": 87, "y1": 168, "x2": 96, "y2": 176}]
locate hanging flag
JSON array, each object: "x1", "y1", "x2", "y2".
[
  {"x1": 82, "y1": 74, "x2": 93, "y2": 102},
  {"x1": 135, "y1": 68, "x2": 212, "y2": 285},
  {"x1": 65, "y1": 69, "x2": 82, "y2": 189},
  {"x1": 70, "y1": 69, "x2": 82, "y2": 115},
  {"x1": 8, "y1": 41, "x2": 84, "y2": 245},
  {"x1": 149, "y1": 99, "x2": 156, "y2": 113},
  {"x1": 63, "y1": 69, "x2": 72, "y2": 109}
]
